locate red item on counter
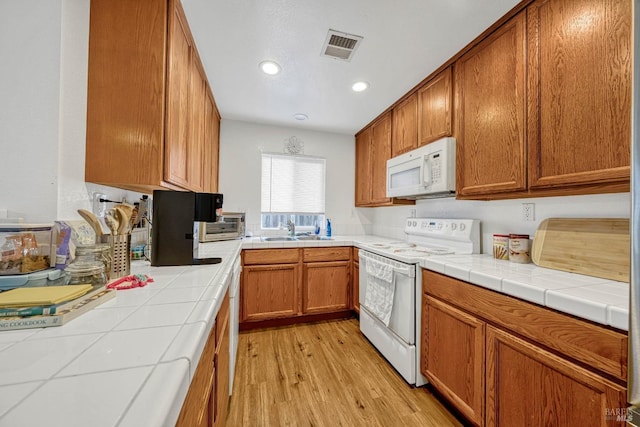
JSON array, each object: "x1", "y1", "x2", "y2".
[{"x1": 107, "y1": 274, "x2": 154, "y2": 290}]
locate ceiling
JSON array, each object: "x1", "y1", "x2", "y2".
[{"x1": 182, "y1": 0, "x2": 522, "y2": 135}]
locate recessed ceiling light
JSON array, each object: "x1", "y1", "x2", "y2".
[
  {"x1": 352, "y1": 81, "x2": 369, "y2": 92},
  {"x1": 259, "y1": 60, "x2": 281, "y2": 75},
  {"x1": 293, "y1": 113, "x2": 308, "y2": 121}
]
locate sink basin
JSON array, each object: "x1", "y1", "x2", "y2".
[
  {"x1": 260, "y1": 236, "x2": 334, "y2": 241},
  {"x1": 296, "y1": 235, "x2": 319, "y2": 240},
  {"x1": 297, "y1": 235, "x2": 334, "y2": 240},
  {"x1": 261, "y1": 236, "x2": 297, "y2": 241}
]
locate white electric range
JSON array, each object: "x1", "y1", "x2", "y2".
[{"x1": 358, "y1": 218, "x2": 480, "y2": 386}]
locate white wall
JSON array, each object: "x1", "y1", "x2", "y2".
[
  {"x1": 0, "y1": 0, "x2": 63, "y2": 221},
  {"x1": 364, "y1": 192, "x2": 630, "y2": 254},
  {"x1": 218, "y1": 119, "x2": 366, "y2": 235},
  {"x1": 1, "y1": 0, "x2": 145, "y2": 223}
]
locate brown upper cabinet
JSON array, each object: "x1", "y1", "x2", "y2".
[
  {"x1": 359, "y1": 0, "x2": 631, "y2": 202},
  {"x1": 455, "y1": 11, "x2": 528, "y2": 197},
  {"x1": 456, "y1": 0, "x2": 630, "y2": 199},
  {"x1": 85, "y1": 0, "x2": 220, "y2": 194},
  {"x1": 391, "y1": 66, "x2": 452, "y2": 158},
  {"x1": 418, "y1": 67, "x2": 453, "y2": 147},
  {"x1": 527, "y1": 0, "x2": 631, "y2": 190},
  {"x1": 355, "y1": 113, "x2": 415, "y2": 207},
  {"x1": 392, "y1": 94, "x2": 418, "y2": 157}
]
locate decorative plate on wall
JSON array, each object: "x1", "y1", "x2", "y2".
[{"x1": 284, "y1": 136, "x2": 304, "y2": 155}]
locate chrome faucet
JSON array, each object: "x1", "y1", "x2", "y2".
[{"x1": 287, "y1": 220, "x2": 295, "y2": 237}]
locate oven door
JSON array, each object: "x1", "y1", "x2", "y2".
[{"x1": 358, "y1": 250, "x2": 415, "y2": 344}]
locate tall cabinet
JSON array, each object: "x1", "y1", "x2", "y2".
[{"x1": 85, "y1": 0, "x2": 220, "y2": 194}]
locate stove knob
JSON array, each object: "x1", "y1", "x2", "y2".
[
  {"x1": 407, "y1": 220, "x2": 411, "y2": 227},
  {"x1": 412, "y1": 220, "x2": 417, "y2": 227},
  {"x1": 459, "y1": 223, "x2": 466, "y2": 231},
  {"x1": 451, "y1": 223, "x2": 457, "y2": 231}
]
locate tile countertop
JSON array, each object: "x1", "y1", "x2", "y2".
[
  {"x1": 0, "y1": 239, "x2": 242, "y2": 427},
  {"x1": 421, "y1": 254, "x2": 629, "y2": 331},
  {"x1": 0, "y1": 236, "x2": 628, "y2": 426},
  {"x1": 242, "y1": 235, "x2": 630, "y2": 331}
]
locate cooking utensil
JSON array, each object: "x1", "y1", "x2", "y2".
[
  {"x1": 104, "y1": 208, "x2": 120, "y2": 235},
  {"x1": 114, "y1": 203, "x2": 134, "y2": 220},
  {"x1": 531, "y1": 218, "x2": 630, "y2": 282},
  {"x1": 114, "y1": 206, "x2": 130, "y2": 235},
  {"x1": 77, "y1": 209, "x2": 106, "y2": 239}
]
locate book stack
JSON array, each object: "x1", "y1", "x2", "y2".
[{"x1": 0, "y1": 284, "x2": 115, "y2": 331}]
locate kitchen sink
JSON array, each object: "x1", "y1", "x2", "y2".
[
  {"x1": 261, "y1": 236, "x2": 298, "y2": 241},
  {"x1": 295, "y1": 235, "x2": 320, "y2": 240},
  {"x1": 260, "y1": 236, "x2": 334, "y2": 241}
]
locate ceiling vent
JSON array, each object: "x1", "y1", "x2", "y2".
[{"x1": 321, "y1": 29, "x2": 363, "y2": 62}]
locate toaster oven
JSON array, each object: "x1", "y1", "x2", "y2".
[{"x1": 198, "y1": 212, "x2": 245, "y2": 242}]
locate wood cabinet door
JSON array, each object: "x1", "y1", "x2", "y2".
[
  {"x1": 455, "y1": 11, "x2": 527, "y2": 197},
  {"x1": 187, "y1": 52, "x2": 206, "y2": 192},
  {"x1": 423, "y1": 296, "x2": 485, "y2": 427},
  {"x1": 418, "y1": 67, "x2": 452, "y2": 146},
  {"x1": 527, "y1": 0, "x2": 631, "y2": 190},
  {"x1": 213, "y1": 311, "x2": 230, "y2": 427},
  {"x1": 85, "y1": 0, "x2": 167, "y2": 191},
  {"x1": 370, "y1": 113, "x2": 392, "y2": 204},
  {"x1": 241, "y1": 264, "x2": 299, "y2": 322},
  {"x1": 352, "y1": 260, "x2": 359, "y2": 314},
  {"x1": 355, "y1": 127, "x2": 372, "y2": 206},
  {"x1": 203, "y1": 90, "x2": 220, "y2": 193},
  {"x1": 303, "y1": 261, "x2": 350, "y2": 314},
  {"x1": 486, "y1": 325, "x2": 627, "y2": 427},
  {"x1": 165, "y1": 0, "x2": 193, "y2": 188},
  {"x1": 392, "y1": 93, "x2": 418, "y2": 157},
  {"x1": 176, "y1": 326, "x2": 215, "y2": 427}
]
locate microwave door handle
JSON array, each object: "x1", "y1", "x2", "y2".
[{"x1": 422, "y1": 155, "x2": 432, "y2": 187}]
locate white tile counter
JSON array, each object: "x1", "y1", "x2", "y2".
[
  {"x1": 244, "y1": 235, "x2": 630, "y2": 331},
  {"x1": 240, "y1": 234, "x2": 390, "y2": 249},
  {"x1": 1, "y1": 235, "x2": 627, "y2": 425},
  {"x1": 0, "y1": 240, "x2": 242, "y2": 427},
  {"x1": 421, "y1": 254, "x2": 629, "y2": 331}
]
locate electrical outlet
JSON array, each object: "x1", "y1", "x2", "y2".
[
  {"x1": 410, "y1": 208, "x2": 417, "y2": 218},
  {"x1": 522, "y1": 203, "x2": 535, "y2": 221}
]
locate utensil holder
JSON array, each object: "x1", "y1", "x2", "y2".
[{"x1": 109, "y1": 234, "x2": 131, "y2": 279}]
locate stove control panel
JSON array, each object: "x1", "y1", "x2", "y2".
[{"x1": 405, "y1": 218, "x2": 478, "y2": 241}]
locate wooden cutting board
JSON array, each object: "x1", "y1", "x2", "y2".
[{"x1": 531, "y1": 218, "x2": 630, "y2": 282}]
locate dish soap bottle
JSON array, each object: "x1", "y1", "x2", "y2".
[
  {"x1": 326, "y1": 218, "x2": 332, "y2": 237},
  {"x1": 314, "y1": 222, "x2": 320, "y2": 235}
]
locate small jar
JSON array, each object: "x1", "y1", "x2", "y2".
[
  {"x1": 508, "y1": 234, "x2": 531, "y2": 264},
  {"x1": 493, "y1": 234, "x2": 509, "y2": 260},
  {"x1": 75, "y1": 244, "x2": 111, "y2": 279},
  {"x1": 64, "y1": 259, "x2": 107, "y2": 287}
]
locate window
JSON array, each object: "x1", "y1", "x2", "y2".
[{"x1": 261, "y1": 153, "x2": 326, "y2": 230}]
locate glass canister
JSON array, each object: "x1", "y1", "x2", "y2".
[
  {"x1": 74, "y1": 244, "x2": 112, "y2": 280},
  {"x1": 64, "y1": 259, "x2": 107, "y2": 287}
]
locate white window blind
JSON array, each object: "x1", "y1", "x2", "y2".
[{"x1": 261, "y1": 153, "x2": 326, "y2": 214}]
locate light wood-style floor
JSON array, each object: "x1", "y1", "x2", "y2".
[{"x1": 227, "y1": 318, "x2": 462, "y2": 426}]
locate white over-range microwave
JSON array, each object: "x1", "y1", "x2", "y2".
[{"x1": 386, "y1": 137, "x2": 456, "y2": 199}]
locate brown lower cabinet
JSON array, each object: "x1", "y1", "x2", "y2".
[
  {"x1": 486, "y1": 326, "x2": 626, "y2": 427},
  {"x1": 422, "y1": 270, "x2": 627, "y2": 427},
  {"x1": 177, "y1": 291, "x2": 229, "y2": 427},
  {"x1": 241, "y1": 248, "x2": 353, "y2": 326},
  {"x1": 352, "y1": 248, "x2": 359, "y2": 314}
]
